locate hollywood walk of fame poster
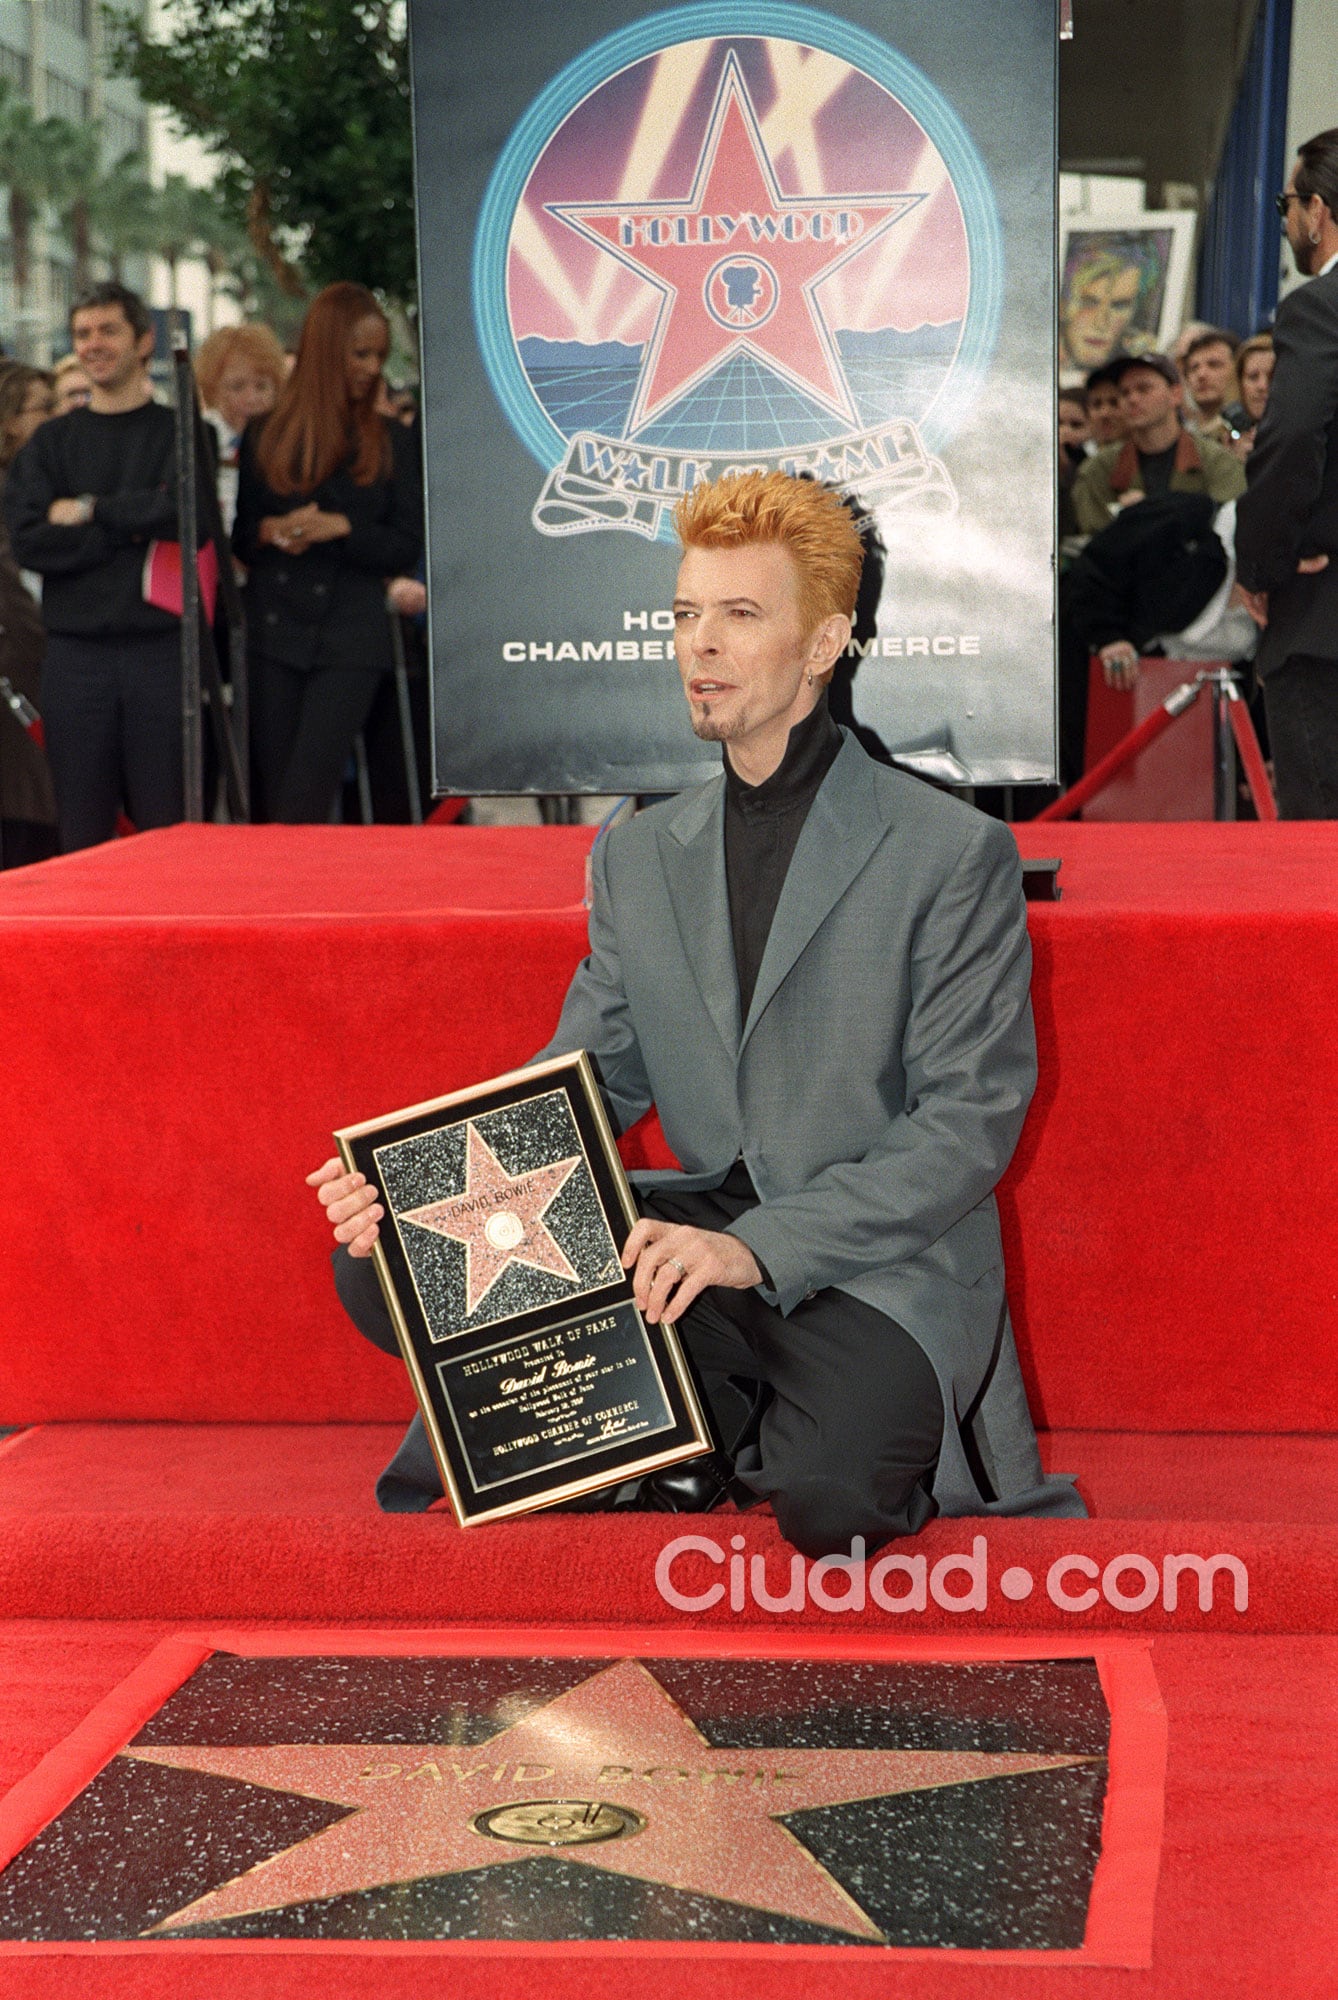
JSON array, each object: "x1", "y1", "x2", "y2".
[
  {"x1": 335, "y1": 1054, "x2": 711, "y2": 1523},
  {"x1": 0, "y1": 1630, "x2": 1165, "y2": 1958},
  {"x1": 411, "y1": 0, "x2": 1060, "y2": 793}
]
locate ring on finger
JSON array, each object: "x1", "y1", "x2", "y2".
[{"x1": 665, "y1": 1256, "x2": 687, "y2": 1277}]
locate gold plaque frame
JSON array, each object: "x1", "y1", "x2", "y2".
[{"x1": 335, "y1": 1052, "x2": 712, "y2": 1525}]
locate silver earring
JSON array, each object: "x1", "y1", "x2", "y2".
[
  {"x1": 806, "y1": 668, "x2": 814, "y2": 686},
  {"x1": 1312, "y1": 229, "x2": 1322, "y2": 245}
]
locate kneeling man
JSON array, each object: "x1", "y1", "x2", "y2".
[{"x1": 312, "y1": 471, "x2": 1081, "y2": 1552}]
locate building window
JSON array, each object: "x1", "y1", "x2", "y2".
[
  {"x1": 44, "y1": 72, "x2": 90, "y2": 123},
  {"x1": 0, "y1": 45, "x2": 31, "y2": 93},
  {"x1": 104, "y1": 109, "x2": 147, "y2": 163},
  {"x1": 45, "y1": 0, "x2": 91, "y2": 37}
]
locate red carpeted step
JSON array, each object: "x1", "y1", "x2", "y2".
[
  {"x1": 0, "y1": 1425, "x2": 1333, "y2": 1631},
  {"x1": 6, "y1": 1422, "x2": 1338, "y2": 1522},
  {"x1": 1036, "y1": 1428, "x2": 1338, "y2": 1523},
  {"x1": 1, "y1": 1509, "x2": 1328, "y2": 1630},
  {"x1": 0, "y1": 1623, "x2": 1334, "y2": 1998},
  {"x1": 7, "y1": 1432, "x2": 1336, "y2": 1520}
]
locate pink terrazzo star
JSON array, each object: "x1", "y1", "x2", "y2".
[
  {"x1": 398, "y1": 1121, "x2": 581, "y2": 1315},
  {"x1": 132, "y1": 1658, "x2": 1092, "y2": 1940}
]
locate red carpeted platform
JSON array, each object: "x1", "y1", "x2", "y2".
[
  {"x1": 0, "y1": 821, "x2": 1335, "y2": 1431},
  {"x1": 1, "y1": 821, "x2": 1335, "y2": 1994}
]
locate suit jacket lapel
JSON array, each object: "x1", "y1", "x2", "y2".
[
  {"x1": 740, "y1": 734, "x2": 887, "y2": 1052},
  {"x1": 657, "y1": 772, "x2": 741, "y2": 1056}
]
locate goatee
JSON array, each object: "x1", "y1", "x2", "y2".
[{"x1": 689, "y1": 706, "x2": 735, "y2": 742}]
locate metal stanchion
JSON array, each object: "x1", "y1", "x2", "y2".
[
  {"x1": 1037, "y1": 665, "x2": 1276, "y2": 824},
  {"x1": 1211, "y1": 673, "x2": 1236, "y2": 822},
  {"x1": 168, "y1": 331, "x2": 251, "y2": 822},
  {"x1": 387, "y1": 607, "x2": 423, "y2": 825},
  {"x1": 352, "y1": 735, "x2": 374, "y2": 824},
  {"x1": 170, "y1": 333, "x2": 204, "y2": 823}
]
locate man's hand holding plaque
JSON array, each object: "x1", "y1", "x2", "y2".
[
  {"x1": 307, "y1": 1161, "x2": 383, "y2": 1258},
  {"x1": 311, "y1": 1054, "x2": 712, "y2": 1526},
  {"x1": 620, "y1": 1217, "x2": 762, "y2": 1325}
]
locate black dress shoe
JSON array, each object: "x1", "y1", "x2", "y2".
[
  {"x1": 546, "y1": 1452, "x2": 753, "y2": 1515},
  {"x1": 629, "y1": 1450, "x2": 746, "y2": 1513}
]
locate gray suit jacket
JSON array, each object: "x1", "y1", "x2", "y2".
[
  {"x1": 1236, "y1": 263, "x2": 1338, "y2": 674},
  {"x1": 539, "y1": 732, "x2": 1081, "y2": 1520}
]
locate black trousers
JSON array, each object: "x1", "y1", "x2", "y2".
[
  {"x1": 41, "y1": 630, "x2": 184, "y2": 852},
  {"x1": 1262, "y1": 654, "x2": 1338, "y2": 818},
  {"x1": 334, "y1": 1174, "x2": 943, "y2": 1557},
  {"x1": 251, "y1": 652, "x2": 382, "y2": 823}
]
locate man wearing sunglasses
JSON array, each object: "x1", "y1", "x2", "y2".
[{"x1": 1235, "y1": 130, "x2": 1338, "y2": 816}]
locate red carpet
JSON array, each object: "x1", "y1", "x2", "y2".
[
  {"x1": 0, "y1": 823, "x2": 1335, "y2": 1994},
  {"x1": 5, "y1": 1420, "x2": 1338, "y2": 1522},
  {"x1": 0, "y1": 1624, "x2": 1332, "y2": 1998},
  {"x1": 0, "y1": 822, "x2": 1335, "y2": 1430},
  {"x1": 0, "y1": 1423, "x2": 1329, "y2": 1632}
]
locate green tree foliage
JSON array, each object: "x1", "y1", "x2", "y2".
[
  {"x1": 80, "y1": 153, "x2": 159, "y2": 287},
  {"x1": 106, "y1": 0, "x2": 415, "y2": 304},
  {"x1": 48, "y1": 122, "x2": 114, "y2": 295},
  {"x1": 0, "y1": 80, "x2": 70, "y2": 301}
]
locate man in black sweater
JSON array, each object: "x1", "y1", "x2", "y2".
[{"x1": 4, "y1": 283, "x2": 183, "y2": 851}]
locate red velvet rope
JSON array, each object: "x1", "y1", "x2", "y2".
[
  {"x1": 1035, "y1": 698, "x2": 1187, "y2": 822},
  {"x1": 1227, "y1": 697, "x2": 1278, "y2": 821}
]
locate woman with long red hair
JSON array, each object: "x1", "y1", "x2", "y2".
[{"x1": 233, "y1": 281, "x2": 422, "y2": 821}]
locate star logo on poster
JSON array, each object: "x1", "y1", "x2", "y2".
[
  {"x1": 129, "y1": 1659, "x2": 1091, "y2": 1940},
  {"x1": 400, "y1": 1122, "x2": 581, "y2": 1314},
  {"x1": 548, "y1": 50, "x2": 925, "y2": 434}
]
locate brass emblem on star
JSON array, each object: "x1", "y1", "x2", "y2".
[{"x1": 473, "y1": 1799, "x2": 646, "y2": 1846}]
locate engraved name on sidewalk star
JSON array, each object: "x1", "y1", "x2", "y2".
[
  {"x1": 399, "y1": 1121, "x2": 582, "y2": 1315},
  {"x1": 127, "y1": 1659, "x2": 1091, "y2": 1940}
]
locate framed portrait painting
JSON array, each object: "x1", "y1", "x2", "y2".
[{"x1": 1058, "y1": 214, "x2": 1197, "y2": 380}]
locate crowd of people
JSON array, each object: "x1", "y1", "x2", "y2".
[
  {"x1": 4, "y1": 127, "x2": 1338, "y2": 862},
  {"x1": 1056, "y1": 128, "x2": 1338, "y2": 817},
  {"x1": 0, "y1": 277, "x2": 425, "y2": 864},
  {"x1": 1055, "y1": 330, "x2": 1263, "y2": 787}
]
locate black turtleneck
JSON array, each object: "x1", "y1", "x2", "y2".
[{"x1": 723, "y1": 694, "x2": 842, "y2": 1021}]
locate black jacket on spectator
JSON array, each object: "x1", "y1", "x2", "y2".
[
  {"x1": 0, "y1": 467, "x2": 55, "y2": 843},
  {"x1": 1062, "y1": 492, "x2": 1227, "y2": 657},
  {"x1": 1056, "y1": 493, "x2": 1227, "y2": 786},
  {"x1": 232, "y1": 418, "x2": 422, "y2": 674},
  {"x1": 2, "y1": 403, "x2": 181, "y2": 638}
]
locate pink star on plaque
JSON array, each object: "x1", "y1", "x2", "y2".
[
  {"x1": 548, "y1": 50, "x2": 924, "y2": 433},
  {"x1": 400, "y1": 1122, "x2": 581, "y2": 1315}
]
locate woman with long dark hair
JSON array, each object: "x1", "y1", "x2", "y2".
[{"x1": 233, "y1": 282, "x2": 422, "y2": 822}]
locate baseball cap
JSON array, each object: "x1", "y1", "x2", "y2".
[{"x1": 1105, "y1": 351, "x2": 1180, "y2": 388}]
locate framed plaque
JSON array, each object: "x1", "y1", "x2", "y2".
[{"x1": 335, "y1": 1053, "x2": 712, "y2": 1525}]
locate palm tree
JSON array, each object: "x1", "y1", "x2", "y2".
[
  {"x1": 49, "y1": 120, "x2": 102, "y2": 294},
  {"x1": 183, "y1": 186, "x2": 251, "y2": 336},
  {"x1": 83, "y1": 153, "x2": 158, "y2": 287},
  {"x1": 149, "y1": 174, "x2": 217, "y2": 320},
  {"x1": 0, "y1": 80, "x2": 72, "y2": 356}
]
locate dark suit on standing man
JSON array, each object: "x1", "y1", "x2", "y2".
[{"x1": 1236, "y1": 262, "x2": 1338, "y2": 816}]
